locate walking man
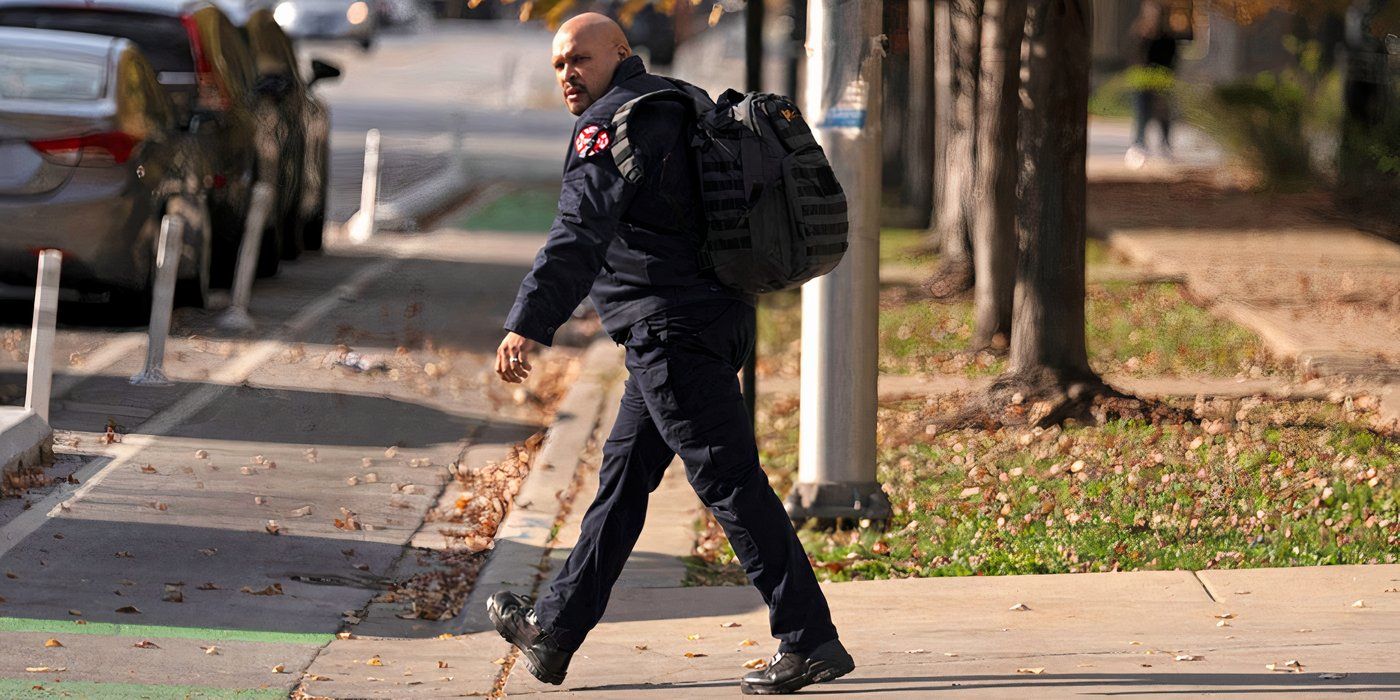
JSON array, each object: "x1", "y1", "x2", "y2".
[{"x1": 488, "y1": 12, "x2": 853, "y2": 695}]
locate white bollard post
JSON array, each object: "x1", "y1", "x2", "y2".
[
  {"x1": 131, "y1": 214, "x2": 184, "y2": 386},
  {"x1": 346, "y1": 128, "x2": 380, "y2": 244},
  {"x1": 25, "y1": 250, "x2": 61, "y2": 423},
  {"x1": 217, "y1": 182, "x2": 276, "y2": 331}
]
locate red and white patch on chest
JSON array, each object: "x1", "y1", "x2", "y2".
[{"x1": 574, "y1": 124, "x2": 612, "y2": 158}]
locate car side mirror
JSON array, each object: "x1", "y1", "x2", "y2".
[{"x1": 308, "y1": 59, "x2": 342, "y2": 87}]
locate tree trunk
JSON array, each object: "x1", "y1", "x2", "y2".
[
  {"x1": 1003, "y1": 0, "x2": 1097, "y2": 391},
  {"x1": 925, "y1": 0, "x2": 979, "y2": 297},
  {"x1": 904, "y1": 0, "x2": 935, "y2": 230},
  {"x1": 968, "y1": 0, "x2": 1024, "y2": 350},
  {"x1": 929, "y1": 0, "x2": 953, "y2": 250}
]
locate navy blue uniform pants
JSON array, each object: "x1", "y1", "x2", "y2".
[{"x1": 532, "y1": 300, "x2": 838, "y2": 654}]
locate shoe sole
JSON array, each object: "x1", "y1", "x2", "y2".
[
  {"x1": 486, "y1": 599, "x2": 566, "y2": 686},
  {"x1": 739, "y1": 659, "x2": 855, "y2": 695}
]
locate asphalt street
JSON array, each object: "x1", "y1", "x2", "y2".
[{"x1": 0, "y1": 21, "x2": 577, "y2": 697}]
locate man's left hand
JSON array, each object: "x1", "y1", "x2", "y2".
[{"x1": 496, "y1": 332, "x2": 538, "y2": 383}]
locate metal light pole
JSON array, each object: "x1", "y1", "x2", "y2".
[{"x1": 784, "y1": 0, "x2": 889, "y2": 527}]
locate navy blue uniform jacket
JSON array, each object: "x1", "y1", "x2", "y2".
[{"x1": 503, "y1": 56, "x2": 746, "y2": 346}]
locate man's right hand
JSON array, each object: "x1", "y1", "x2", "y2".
[{"x1": 496, "y1": 332, "x2": 537, "y2": 384}]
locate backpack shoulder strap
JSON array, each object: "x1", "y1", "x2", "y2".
[{"x1": 610, "y1": 86, "x2": 708, "y2": 183}]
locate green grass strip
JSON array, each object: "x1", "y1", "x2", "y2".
[
  {"x1": 0, "y1": 677, "x2": 286, "y2": 699},
  {"x1": 0, "y1": 616, "x2": 331, "y2": 645},
  {"x1": 460, "y1": 187, "x2": 558, "y2": 232}
]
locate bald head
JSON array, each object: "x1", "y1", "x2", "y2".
[{"x1": 551, "y1": 12, "x2": 632, "y2": 115}]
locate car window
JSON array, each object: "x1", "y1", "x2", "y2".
[
  {"x1": 0, "y1": 9, "x2": 193, "y2": 75},
  {"x1": 0, "y1": 47, "x2": 107, "y2": 100}
]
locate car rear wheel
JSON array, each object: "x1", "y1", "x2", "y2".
[
  {"x1": 303, "y1": 145, "x2": 330, "y2": 251},
  {"x1": 256, "y1": 215, "x2": 283, "y2": 278}
]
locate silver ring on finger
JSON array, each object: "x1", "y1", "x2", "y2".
[{"x1": 509, "y1": 356, "x2": 521, "y2": 364}]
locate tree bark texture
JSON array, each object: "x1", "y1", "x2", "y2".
[
  {"x1": 929, "y1": 0, "x2": 953, "y2": 246},
  {"x1": 1007, "y1": 0, "x2": 1094, "y2": 382},
  {"x1": 926, "y1": 0, "x2": 979, "y2": 296},
  {"x1": 904, "y1": 0, "x2": 935, "y2": 229},
  {"x1": 969, "y1": 0, "x2": 1024, "y2": 350}
]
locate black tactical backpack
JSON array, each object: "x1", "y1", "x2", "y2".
[{"x1": 609, "y1": 83, "x2": 849, "y2": 294}]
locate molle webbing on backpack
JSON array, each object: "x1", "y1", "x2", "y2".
[{"x1": 610, "y1": 84, "x2": 849, "y2": 294}]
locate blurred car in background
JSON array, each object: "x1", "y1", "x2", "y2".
[
  {"x1": 271, "y1": 0, "x2": 377, "y2": 50},
  {"x1": 214, "y1": 0, "x2": 339, "y2": 258},
  {"x1": 0, "y1": 28, "x2": 208, "y2": 319},
  {"x1": 0, "y1": 0, "x2": 313, "y2": 283},
  {"x1": 373, "y1": 0, "x2": 424, "y2": 28}
]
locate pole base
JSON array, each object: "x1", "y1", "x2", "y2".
[
  {"x1": 216, "y1": 307, "x2": 255, "y2": 332},
  {"x1": 129, "y1": 368, "x2": 171, "y2": 386},
  {"x1": 784, "y1": 481, "x2": 891, "y2": 529}
]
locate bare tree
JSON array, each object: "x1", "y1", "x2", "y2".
[
  {"x1": 925, "y1": 0, "x2": 981, "y2": 298},
  {"x1": 904, "y1": 0, "x2": 935, "y2": 229},
  {"x1": 968, "y1": 0, "x2": 1025, "y2": 350}
]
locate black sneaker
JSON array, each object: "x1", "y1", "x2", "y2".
[
  {"x1": 739, "y1": 639, "x2": 854, "y2": 695},
  {"x1": 486, "y1": 591, "x2": 572, "y2": 685}
]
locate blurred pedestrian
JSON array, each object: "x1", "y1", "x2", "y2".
[
  {"x1": 1126, "y1": 0, "x2": 1179, "y2": 169},
  {"x1": 487, "y1": 12, "x2": 853, "y2": 695}
]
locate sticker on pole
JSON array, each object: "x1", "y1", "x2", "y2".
[
  {"x1": 818, "y1": 107, "x2": 866, "y2": 129},
  {"x1": 574, "y1": 124, "x2": 611, "y2": 158}
]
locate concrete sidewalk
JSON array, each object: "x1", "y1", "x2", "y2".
[{"x1": 498, "y1": 564, "x2": 1399, "y2": 697}]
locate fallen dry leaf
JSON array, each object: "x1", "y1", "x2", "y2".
[
  {"x1": 291, "y1": 505, "x2": 314, "y2": 518},
  {"x1": 364, "y1": 473, "x2": 379, "y2": 484},
  {"x1": 272, "y1": 664, "x2": 287, "y2": 673},
  {"x1": 133, "y1": 640, "x2": 160, "y2": 649},
  {"x1": 739, "y1": 639, "x2": 757, "y2": 647},
  {"x1": 334, "y1": 508, "x2": 361, "y2": 531},
  {"x1": 202, "y1": 646, "x2": 220, "y2": 655},
  {"x1": 25, "y1": 667, "x2": 65, "y2": 673},
  {"x1": 114, "y1": 605, "x2": 141, "y2": 614},
  {"x1": 491, "y1": 657, "x2": 506, "y2": 665},
  {"x1": 306, "y1": 674, "x2": 330, "y2": 681},
  {"x1": 198, "y1": 548, "x2": 217, "y2": 557},
  {"x1": 162, "y1": 585, "x2": 183, "y2": 603},
  {"x1": 1351, "y1": 599, "x2": 1366, "y2": 608},
  {"x1": 1175, "y1": 654, "x2": 1202, "y2": 662},
  {"x1": 43, "y1": 639, "x2": 62, "y2": 648},
  {"x1": 195, "y1": 450, "x2": 209, "y2": 459},
  {"x1": 437, "y1": 660, "x2": 449, "y2": 669},
  {"x1": 114, "y1": 551, "x2": 133, "y2": 558},
  {"x1": 634, "y1": 644, "x2": 648, "y2": 651},
  {"x1": 254, "y1": 496, "x2": 266, "y2": 505},
  {"x1": 435, "y1": 633, "x2": 453, "y2": 640},
  {"x1": 686, "y1": 633, "x2": 701, "y2": 640},
  {"x1": 240, "y1": 584, "x2": 284, "y2": 596},
  {"x1": 683, "y1": 652, "x2": 707, "y2": 658},
  {"x1": 337, "y1": 631, "x2": 355, "y2": 640},
  {"x1": 265, "y1": 520, "x2": 281, "y2": 535},
  {"x1": 1016, "y1": 667, "x2": 1045, "y2": 674},
  {"x1": 346, "y1": 476, "x2": 360, "y2": 487},
  {"x1": 743, "y1": 658, "x2": 768, "y2": 670},
  {"x1": 1009, "y1": 603, "x2": 1031, "y2": 611},
  {"x1": 67, "y1": 610, "x2": 81, "y2": 616},
  {"x1": 367, "y1": 656, "x2": 383, "y2": 667},
  {"x1": 197, "y1": 582, "x2": 220, "y2": 590},
  {"x1": 140, "y1": 465, "x2": 158, "y2": 474},
  {"x1": 720, "y1": 622, "x2": 741, "y2": 628}
]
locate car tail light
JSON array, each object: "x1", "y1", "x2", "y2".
[
  {"x1": 29, "y1": 132, "x2": 141, "y2": 166},
  {"x1": 181, "y1": 14, "x2": 230, "y2": 112}
]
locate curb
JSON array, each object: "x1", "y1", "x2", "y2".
[
  {"x1": 453, "y1": 337, "x2": 625, "y2": 633},
  {"x1": 0, "y1": 408, "x2": 52, "y2": 477},
  {"x1": 375, "y1": 161, "x2": 474, "y2": 233}
]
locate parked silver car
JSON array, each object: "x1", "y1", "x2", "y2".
[
  {"x1": 0, "y1": 27, "x2": 209, "y2": 319},
  {"x1": 271, "y1": 0, "x2": 377, "y2": 50}
]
